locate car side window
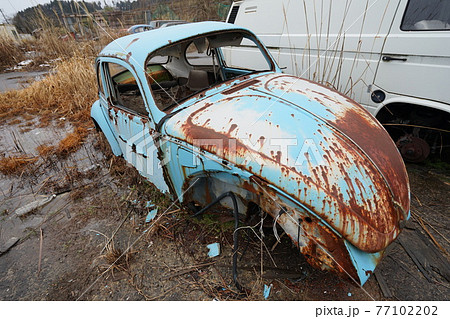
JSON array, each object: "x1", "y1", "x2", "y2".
[
  {"x1": 401, "y1": 0, "x2": 450, "y2": 31},
  {"x1": 104, "y1": 62, "x2": 149, "y2": 117}
]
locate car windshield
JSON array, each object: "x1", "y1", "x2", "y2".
[{"x1": 144, "y1": 30, "x2": 273, "y2": 113}]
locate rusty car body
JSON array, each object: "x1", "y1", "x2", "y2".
[{"x1": 91, "y1": 21, "x2": 410, "y2": 286}]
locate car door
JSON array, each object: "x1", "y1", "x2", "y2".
[
  {"x1": 100, "y1": 59, "x2": 170, "y2": 193},
  {"x1": 374, "y1": 0, "x2": 450, "y2": 105}
]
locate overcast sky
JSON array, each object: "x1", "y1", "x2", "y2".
[{"x1": 0, "y1": 0, "x2": 115, "y2": 22}]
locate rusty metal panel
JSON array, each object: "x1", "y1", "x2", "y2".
[
  {"x1": 93, "y1": 22, "x2": 410, "y2": 286},
  {"x1": 164, "y1": 73, "x2": 409, "y2": 254}
]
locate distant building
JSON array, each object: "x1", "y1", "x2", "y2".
[
  {"x1": 0, "y1": 23, "x2": 32, "y2": 42},
  {"x1": 0, "y1": 23, "x2": 19, "y2": 41}
]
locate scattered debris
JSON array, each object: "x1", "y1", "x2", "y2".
[
  {"x1": 145, "y1": 208, "x2": 158, "y2": 223},
  {"x1": 348, "y1": 292, "x2": 352, "y2": 297},
  {"x1": 14, "y1": 194, "x2": 55, "y2": 217},
  {"x1": 374, "y1": 272, "x2": 393, "y2": 298},
  {"x1": 398, "y1": 234, "x2": 433, "y2": 282},
  {"x1": 37, "y1": 228, "x2": 43, "y2": 276},
  {"x1": 145, "y1": 200, "x2": 153, "y2": 208},
  {"x1": 101, "y1": 210, "x2": 132, "y2": 254},
  {"x1": 0, "y1": 237, "x2": 19, "y2": 256},
  {"x1": 162, "y1": 262, "x2": 215, "y2": 280},
  {"x1": 416, "y1": 215, "x2": 448, "y2": 256},
  {"x1": 18, "y1": 60, "x2": 33, "y2": 66},
  {"x1": 263, "y1": 284, "x2": 272, "y2": 300},
  {"x1": 398, "y1": 229, "x2": 450, "y2": 283},
  {"x1": 80, "y1": 164, "x2": 100, "y2": 174},
  {"x1": 10, "y1": 60, "x2": 34, "y2": 70},
  {"x1": 207, "y1": 243, "x2": 220, "y2": 258}
]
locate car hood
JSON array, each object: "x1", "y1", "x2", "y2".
[{"x1": 163, "y1": 73, "x2": 410, "y2": 252}]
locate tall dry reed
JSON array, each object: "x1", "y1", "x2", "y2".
[
  {"x1": 0, "y1": 36, "x2": 25, "y2": 69},
  {"x1": 0, "y1": 54, "x2": 97, "y2": 126}
]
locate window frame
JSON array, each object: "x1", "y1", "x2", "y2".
[
  {"x1": 96, "y1": 62, "x2": 106, "y2": 98},
  {"x1": 102, "y1": 60, "x2": 150, "y2": 118}
]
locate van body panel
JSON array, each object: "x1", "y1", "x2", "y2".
[
  {"x1": 229, "y1": 0, "x2": 450, "y2": 133},
  {"x1": 374, "y1": 1, "x2": 450, "y2": 105},
  {"x1": 229, "y1": 0, "x2": 402, "y2": 109}
]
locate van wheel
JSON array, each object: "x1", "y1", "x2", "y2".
[
  {"x1": 376, "y1": 103, "x2": 450, "y2": 162},
  {"x1": 396, "y1": 135, "x2": 430, "y2": 163}
]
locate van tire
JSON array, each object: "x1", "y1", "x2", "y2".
[{"x1": 376, "y1": 103, "x2": 450, "y2": 162}]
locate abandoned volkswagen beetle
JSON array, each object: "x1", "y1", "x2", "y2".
[{"x1": 91, "y1": 21, "x2": 410, "y2": 286}]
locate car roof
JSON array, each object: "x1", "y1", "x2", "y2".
[
  {"x1": 129, "y1": 24, "x2": 152, "y2": 29},
  {"x1": 98, "y1": 21, "x2": 252, "y2": 68}
]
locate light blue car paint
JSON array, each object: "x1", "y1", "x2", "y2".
[
  {"x1": 91, "y1": 21, "x2": 410, "y2": 286},
  {"x1": 91, "y1": 100, "x2": 122, "y2": 156}
]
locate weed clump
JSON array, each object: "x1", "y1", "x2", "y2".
[
  {"x1": 0, "y1": 155, "x2": 37, "y2": 174},
  {"x1": 36, "y1": 145, "x2": 54, "y2": 157},
  {"x1": 56, "y1": 127, "x2": 89, "y2": 157},
  {"x1": 98, "y1": 241, "x2": 133, "y2": 275},
  {"x1": 0, "y1": 55, "x2": 96, "y2": 174},
  {"x1": 0, "y1": 36, "x2": 25, "y2": 69},
  {"x1": 35, "y1": 127, "x2": 89, "y2": 160}
]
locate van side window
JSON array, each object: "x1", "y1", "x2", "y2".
[
  {"x1": 227, "y1": 5, "x2": 240, "y2": 24},
  {"x1": 105, "y1": 62, "x2": 149, "y2": 116},
  {"x1": 401, "y1": 0, "x2": 450, "y2": 31}
]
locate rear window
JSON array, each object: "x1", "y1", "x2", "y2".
[{"x1": 401, "y1": 0, "x2": 450, "y2": 31}]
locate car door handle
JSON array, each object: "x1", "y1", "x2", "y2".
[{"x1": 382, "y1": 56, "x2": 407, "y2": 62}]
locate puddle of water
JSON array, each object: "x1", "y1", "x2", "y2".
[
  {"x1": 0, "y1": 120, "x2": 106, "y2": 247},
  {"x1": 0, "y1": 119, "x2": 70, "y2": 155},
  {"x1": 0, "y1": 71, "x2": 49, "y2": 93},
  {"x1": 0, "y1": 192, "x2": 71, "y2": 244}
]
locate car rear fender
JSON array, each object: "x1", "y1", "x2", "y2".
[{"x1": 180, "y1": 170, "x2": 380, "y2": 286}]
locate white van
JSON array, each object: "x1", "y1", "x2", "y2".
[{"x1": 226, "y1": 0, "x2": 450, "y2": 162}]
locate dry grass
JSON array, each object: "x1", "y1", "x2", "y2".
[
  {"x1": 55, "y1": 127, "x2": 89, "y2": 157},
  {"x1": 36, "y1": 144, "x2": 55, "y2": 157},
  {"x1": 36, "y1": 30, "x2": 94, "y2": 60},
  {"x1": 0, "y1": 26, "x2": 121, "y2": 176},
  {"x1": 0, "y1": 36, "x2": 25, "y2": 69},
  {"x1": 0, "y1": 24, "x2": 125, "y2": 126},
  {"x1": 98, "y1": 241, "x2": 133, "y2": 276},
  {"x1": 0, "y1": 44, "x2": 98, "y2": 174},
  {"x1": 35, "y1": 126, "x2": 89, "y2": 158},
  {"x1": 0, "y1": 26, "x2": 123, "y2": 71},
  {"x1": 0, "y1": 155, "x2": 37, "y2": 174},
  {"x1": 0, "y1": 55, "x2": 97, "y2": 125}
]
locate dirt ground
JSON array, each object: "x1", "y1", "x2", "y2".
[{"x1": 0, "y1": 115, "x2": 449, "y2": 301}]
